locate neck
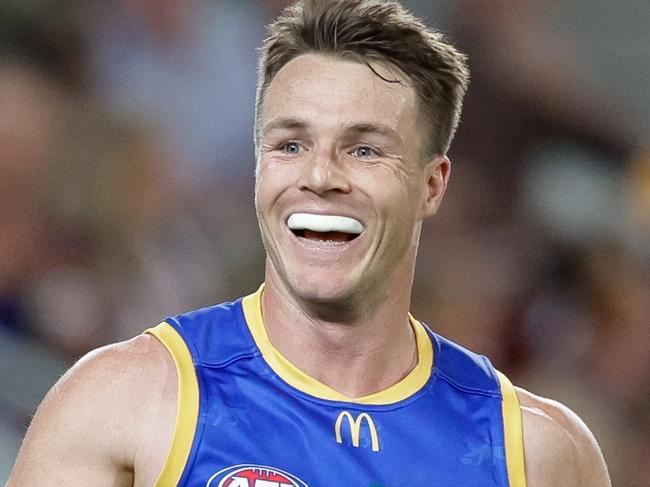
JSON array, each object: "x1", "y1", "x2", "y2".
[{"x1": 260, "y1": 269, "x2": 418, "y2": 399}]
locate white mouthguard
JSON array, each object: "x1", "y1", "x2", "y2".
[{"x1": 287, "y1": 213, "x2": 364, "y2": 234}]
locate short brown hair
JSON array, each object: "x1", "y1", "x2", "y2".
[{"x1": 255, "y1": 0, "x2": 470, "y2": 157}]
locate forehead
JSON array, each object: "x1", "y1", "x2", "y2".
[{"x1": 261, "y1": 53, "x2": 420, "y2": 140}]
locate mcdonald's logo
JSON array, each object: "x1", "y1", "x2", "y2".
[{"x1": 334, "y1": 411, "x2": 380, "y2": 452}]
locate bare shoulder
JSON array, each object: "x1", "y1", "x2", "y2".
[
  {"x1": 6, "y1": 333, "x2": 177, "y2": 487},
  {"x1": 53, "y1": 332, "x2": 174, "y2": 408},
  {"x1": 515, "y1": 386, "x2": 611, "y2": 487}
]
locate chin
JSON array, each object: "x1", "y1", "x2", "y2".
[{"x1": 287, "y1": 268, "x2": 361, "y2": 307}]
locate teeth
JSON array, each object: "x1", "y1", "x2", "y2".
[{"x1": 287, "y1": 213, "x2": 364, "y2": 234}]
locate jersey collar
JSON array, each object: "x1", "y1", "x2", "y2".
[{"x1": 242, "y1": 284, "x2": 434, "y2": 405}]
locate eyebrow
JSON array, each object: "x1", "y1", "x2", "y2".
[
  {"x1": 262, "y1": 118, "x2": 401, "y2": 144},
  {"x1": 345, "y1": 123, "x2": 401, "y2": 144},
  {"x1": 262, "y1": 118, "x2": 308, "y2": 136}
]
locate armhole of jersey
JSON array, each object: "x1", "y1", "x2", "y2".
[
  {"x1": 496, "y1": 370, "x2": 527, "y2": 487},
  {"x1": 145, "y1": 322, "x2": 200, "y2": 487}
]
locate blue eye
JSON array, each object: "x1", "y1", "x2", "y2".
[
  {"x1": 353, "y1": 146, "x2": 377, "y2": 158},
  {"x1": 282, "y1": 142, "x2": 302, "y2": 154}
]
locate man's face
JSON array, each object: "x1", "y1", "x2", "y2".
[{"x1": 255, "y1": 53, "x2": 448, "y2": 307}]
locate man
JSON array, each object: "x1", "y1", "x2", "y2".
[{"x1": 6, "y1": 1, "x2": 610, "y2": 486}]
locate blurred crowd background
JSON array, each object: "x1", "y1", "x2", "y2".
[{"x1": 1, "y1": 0, "x2": 648, "y2": 484}]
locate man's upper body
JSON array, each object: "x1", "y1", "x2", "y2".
[
  {"x1": 6, "y1": 1, "x2": 610, "y2": 486},
  {"x1": 6, "y1": 293, "x2": 610, "y2": 487},
  {"x1": 6, "y1": 302, "x2": 610, "y2": 487}
]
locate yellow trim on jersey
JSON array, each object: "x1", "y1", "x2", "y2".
[
  {"x1": 496, "y1": 370, "x2": 527, "y2": 487},
  {"x1": 242, "y1": 285, "x2": 433, "y2": 405},
  {"x1": 146, "y1": 322, "x2": 199, "y2": 487}
]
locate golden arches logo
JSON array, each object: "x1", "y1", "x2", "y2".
[{"x1": 334, "y1": 411, "x2": 380, "y2": 452}]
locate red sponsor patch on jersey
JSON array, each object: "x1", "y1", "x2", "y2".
[{"x1": 208, "y1": 464, "x2": 309, "y2": 487}]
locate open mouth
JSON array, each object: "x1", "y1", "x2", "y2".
[
  {"x1": 291, "y1": 229, "x2": 358, "y2": 242},
  {"x1": 287, "y1": 213, "x2": 363, "y2": 243}
]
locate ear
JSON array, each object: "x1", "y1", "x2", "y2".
[{"x1": 420, "y1": 155, "x2": 451, "y2": 219}]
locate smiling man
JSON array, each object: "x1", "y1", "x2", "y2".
[{"x1": 6, "y1": 1, "x2": 611, "y2": 486}]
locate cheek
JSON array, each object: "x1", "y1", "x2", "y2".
[
  {"x1": 254, "y1": 175, "x2": 280, "y2": 249},
  {"x1": 378, "y1": 179, "x2": 420, "y2": 215},
  {"x1": 378, "y1": 189, "x2": 424, "y2": 245},
  {"x1": 255, "y1": 162, "x2": 285, "y2": 212}
]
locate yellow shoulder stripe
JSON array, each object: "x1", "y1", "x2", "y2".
[
  {"x1": 496, "y1": 370, "x2": 527, "y2": 487},
  {"x1": 146, "y1": 322, "x2": 200, "y2": 487}
]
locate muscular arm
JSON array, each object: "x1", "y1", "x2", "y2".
[
  {"x1": 517, "y1": 387, "x2": 611, "y2": 487},
  {"x1": 5, "y1": 334, "x2": 176, "y2": 487}
]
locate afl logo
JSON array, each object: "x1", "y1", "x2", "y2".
[{"x1": 206, "y1": 464, "x2": 309, "y2": 487}]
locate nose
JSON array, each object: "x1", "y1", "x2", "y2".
[{"x1": 297, "y1": 148, "x2": 351, "y2": 195}]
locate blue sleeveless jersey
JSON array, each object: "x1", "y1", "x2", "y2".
[{"x1": 146, "y1": 287, "x2": 526, "y2": 487}]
